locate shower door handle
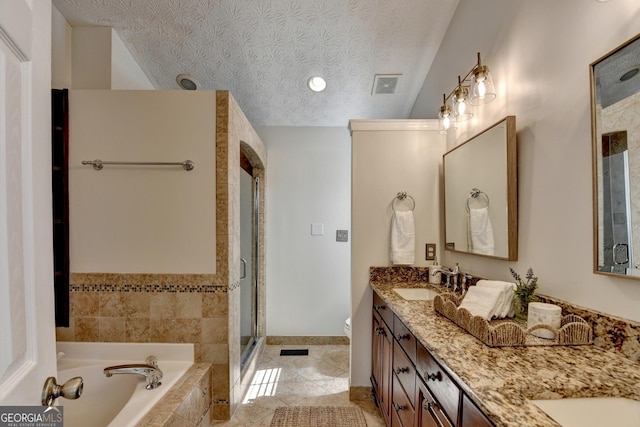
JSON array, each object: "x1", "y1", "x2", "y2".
[
  {"x1": 613, "y1": 243, "x2": 629, "y2": 265},
  {"x1": 240, "y1": 258, "x2": 247, "y2": 279}
]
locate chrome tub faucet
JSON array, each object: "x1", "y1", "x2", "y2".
[{"x1": 104, "y1": 355, "x2": 163, "y2": 389}]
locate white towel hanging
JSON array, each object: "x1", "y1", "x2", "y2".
[
  {"x1": 390, "y1": 210, "x2": 415, "y2": 265},
  {"x1": 468, "y1": 206, "x2": 495, "y2": 255}
]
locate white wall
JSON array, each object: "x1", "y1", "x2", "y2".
[
  {"x1": 71, "y1": 26, "x2": 112, "y2": 89},
  {"x1": 256, "y1": 126, "x2": 351, "y2": 336},
  {"x1": 413, "y1": 0, "x2": 640, "y2": 322},
  {"x1": 51, "y1": 6, "x2": 72, "y2": 89},
  {"x1": 351, "y1": 123, "x2": 445, "y2": 386},
  {"x1": 111, "y1": 30, "x2": 155, "y2": 90},
  {"x1": 51, "y1": 8, "x2": 154, "y2": 90},
  {"x1": 69, "y1": 90, "x2": 217, "y2": 274}
]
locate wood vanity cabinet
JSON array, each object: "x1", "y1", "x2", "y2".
[
  {"x1": 416, "y1": 378, "x2": 454, "y2": 427},
  {"x1": 460, "y1": 394, "x2": 493, "y2": 427},
  {"x1": 371, "y1": 290, "x2": 495, "y2": 427},
  {"x1": 372, "y1": 299, "x2": 393, "y2": 425},
  {"x1": 416, "y1": 342, "x2": 460, "y2": 424}
]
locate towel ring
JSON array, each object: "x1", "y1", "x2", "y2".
[
  {"x1": 466, "y1": 188, "x2": 489, "y2": 212},
  {"x1": 393, "y1": 191, "x2": 415, "y2": 212}
]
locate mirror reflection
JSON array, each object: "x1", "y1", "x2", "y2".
[
  {"x1": 592, "y1": 33, "x2": 640, "y2": 278},
  {"x1": 443, "y1": 116, "x2": 517, "y2": 260}
]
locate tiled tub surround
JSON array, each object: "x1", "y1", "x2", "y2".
[
  {"x1": 370, "y1": 266, "x2": 640, "y2": 362},
  {"x1": 370, "y1": 278, "x2": 640, "y2": 426},
  {"x1": 57, "y1": 273, "x2": 233, "y2": 421},
  {"x1": 136, "y1": 363, "x2": 213, "y2": 427}
]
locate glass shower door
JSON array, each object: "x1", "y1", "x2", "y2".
[{"x1": 240, "y1": 170, "x2": 259, "y2": 366}]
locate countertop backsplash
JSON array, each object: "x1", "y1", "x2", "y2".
[{"x1": 370, "y1": 266, "x2": 640, "y2": 363}]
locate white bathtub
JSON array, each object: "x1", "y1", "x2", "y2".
[{"x1": 56, "y1": 342, "x2": 194, "y2": 427}]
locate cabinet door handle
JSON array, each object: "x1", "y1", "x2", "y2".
[
  {"x1": 375, "y1": 327, "x2": 385, "y2": 336},
  {"x1": 425, "y1": 371, "x2": 442, "y2": 382},
  {"x1": 393, "y1": 402, "x2": 406, "y2": 411},
  {"x1": 394, "y1": 367, "x2": 409, "y2": 375},
  {"x1": 374, "y1": 304, "x2": 386, "y2": 310},
  {"x1": 395, "y1": 333, "x2": 410, "y2": 341},
  {"x1": 424, "y1": 401, "x2": 446, "y2": 427}
]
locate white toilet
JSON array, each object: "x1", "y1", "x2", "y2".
[{"x1": 344, "y1": 317, "x2": 351, "y2": 340}]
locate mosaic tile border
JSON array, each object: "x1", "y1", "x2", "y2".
[
  {"x1": 71, "y1": 273, "x2": 228, "y2": 293},
  {"x1": 370, "y1": 266, "x2": 640, "y2": 362},
  {"x1": 70, "y1": 284, "x2": 229, "y2": 293}
]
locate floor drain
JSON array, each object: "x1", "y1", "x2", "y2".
[{"x1": 280, "y1": 349, "x2": 309, "y2": 356}]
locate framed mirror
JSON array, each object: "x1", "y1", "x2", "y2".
[
  {"x1": 591, "y1": 33, "x2": 640, "y2": 279},
  {"x1": 443, "y1": 116, "x2": 518, "y2": 260}
]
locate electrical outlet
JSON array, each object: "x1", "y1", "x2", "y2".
[
  {"x1": 426, "y1": 243, "x2": 436, "y2": 260},
  {"x1": 336, "y1": 230, "x2": 349, "y2": 242}
]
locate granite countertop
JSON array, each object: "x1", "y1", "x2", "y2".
[{"x1": 370, "y1": 281, "x2": 640, "y2": 427}]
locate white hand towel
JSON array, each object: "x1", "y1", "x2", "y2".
[
  {"x1": 458, "y1": 286, "x2": 503, "y2": 321},
  {"x1": 476, "y1": 280, "x2": 517, "y2": 318},
  {"x1": 468, "y1": 207, "x2": 495, "y2": 255},
  {"x1": 390, "y1": 210, "x2": 415, "y2": 265}
]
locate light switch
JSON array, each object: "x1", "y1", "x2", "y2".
[{"x1": 311, "y1": 223, "x2": 324, "y2": 236}]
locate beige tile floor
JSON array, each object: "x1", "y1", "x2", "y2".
[{"x1": 212, "y1": 345, "x2": 385, "y2": 426}]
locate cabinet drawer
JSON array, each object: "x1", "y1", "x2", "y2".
[
  {"x1": 416, "y1": 379, "x2": 454, "y2": 427},
  {"x1": 393, "y1": 340, "x2": 416, "y2": 404},
  {"x1": 461, "y1": 394, "x2": 494, "y2": 427},
  {"x1": 392, "y1": 372, "x2": 415, "y2": 427},
  {"x1": 417, "y1": 343, "x2": 460, "y2": 425},
  {"x1": 393, "y1": 315, "x2": 416, "y2": 363},
  {"x1": 373, "y1": 291, "x2": 394, "y2": 330}
]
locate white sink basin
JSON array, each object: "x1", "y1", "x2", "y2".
[
  {"x1": 532, "y1": 397, "x2": 640, "y2": 427},
  {"x1": 393, "y1": 288, "x2": 439, "y2": 300}
]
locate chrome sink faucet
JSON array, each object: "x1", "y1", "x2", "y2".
[
  {"x1": 431, "y1": 263, "x2": 460, "y2": 291},
  {"x1": 104, "y1": 356, "x2": 163, "y2": 389}
]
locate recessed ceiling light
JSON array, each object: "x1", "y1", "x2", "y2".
[
  {"x1": 307, "y1": 76, "x2": 327, "y2": 92},
  {"x1": 176, "y1": 74, "x2": 198, "y2": 90}
]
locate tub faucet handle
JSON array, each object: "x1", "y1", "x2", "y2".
[{"x1": 42, "y1": 376, "x2": 83, "y2": 406}]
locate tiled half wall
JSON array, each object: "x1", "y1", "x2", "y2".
[{"x1": 56, "y1": 273, "x2": 233, "y2": 421}]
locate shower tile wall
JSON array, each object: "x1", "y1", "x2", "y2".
[
  {"x1": 601, "y1": 92, "x2": 640, "y2": 270},
  {"x1": 56, "y1": 91, "x2": 267, "y2": 422}
]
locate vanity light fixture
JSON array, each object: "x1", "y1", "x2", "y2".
[
  {"x1": 438, "y1": 52, "x2": 496, "y2": 132},
  {"x1": 307, "y1": 76, "x2": 327, "y2": 92}
]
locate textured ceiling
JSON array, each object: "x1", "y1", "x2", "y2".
[{"x1": 53, "y1": 0, "x2": 459, "y2": 127}]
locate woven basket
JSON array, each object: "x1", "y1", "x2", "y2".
[{"x1": 433, "y1": 293, "x2": 592, "y2": 347}]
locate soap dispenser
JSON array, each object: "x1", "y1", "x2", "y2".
[{"x1": 429, "y1": 257, "x2": 441, "y2": 285}]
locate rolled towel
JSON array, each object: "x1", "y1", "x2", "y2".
[
  {"x1": 476, "y1": 280, "x2": 516, "y2": 318},
  {"x1": 458, "y1": 286, "x2": 503, "y2": 321}
]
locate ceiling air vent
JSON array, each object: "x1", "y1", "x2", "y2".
[{"x1": 372, "y1": 74, "x2": 402, "y2": 95}]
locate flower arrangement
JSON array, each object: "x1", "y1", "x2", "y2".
[{"x1": 509, "y1": 267, "x2": 538, "y2": 320}]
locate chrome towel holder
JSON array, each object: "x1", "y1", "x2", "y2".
[
  {"x1": 392, "y1": 191, "x2": 415, "y2": 211},
  {"x1": 81, "y1": 159, "x2": 195, "y2": 171},
  {"x1": 466, "y1": 188, "x2": 489, "y2": 212}
]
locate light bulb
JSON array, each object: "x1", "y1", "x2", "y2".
[
  {"x1": 457, "y1": 100, "x2": 467, "y2": 115},
  {"x1": 443, "y1": 116, "x2": 451, "y2": 130},
  {"x1": 477, "y1": 81, "x2": 486, "y2": 98}
]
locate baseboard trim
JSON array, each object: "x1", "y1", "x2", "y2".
[
  {"x1": 349, "y1": 386, "x2": 373, "y2": 401},
  {"x1": 266, "y1": 336, "x2": 349, "y2": 345}
]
